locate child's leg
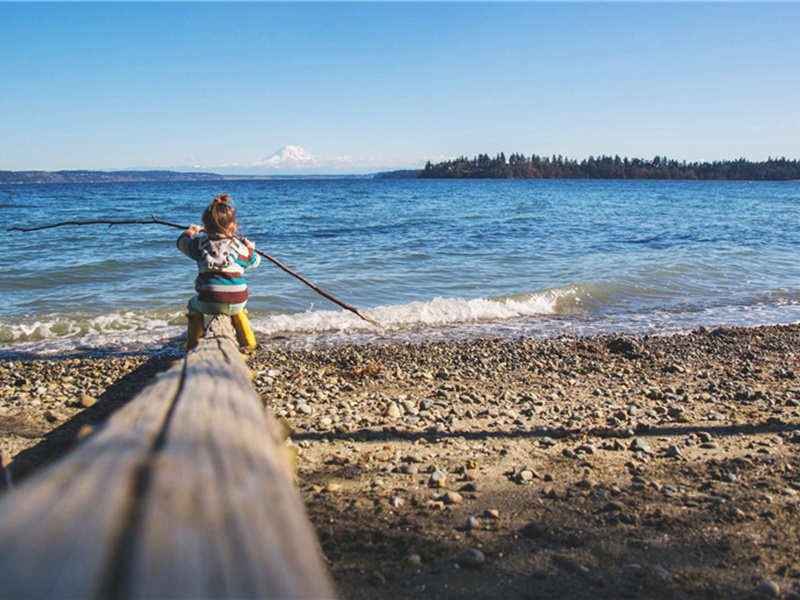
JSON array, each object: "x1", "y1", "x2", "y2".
[
  {"x1": 231, "y1": 309, "x2": 257, "y2": 349},
  {"x1": 186, "y1": 311, "x2": 205, "y2": 350}
]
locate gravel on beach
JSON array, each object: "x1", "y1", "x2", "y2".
[{"x1": 2, "y1": 323, "x2": 800, "y2": 598}]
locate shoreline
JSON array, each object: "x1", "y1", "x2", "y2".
[{"x1": 2, "y1": 323, "x2": 800, "y2": 597}]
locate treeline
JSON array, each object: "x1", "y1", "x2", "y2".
[
  {"x1": 0, "y1": 170, "x2": 226, "y2": 185},
  {"x1": 419, "y1": 153, "x2": 800, "y2": 181}
]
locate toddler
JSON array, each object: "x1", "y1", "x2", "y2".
[{"x1": 177, "y1": 194, "x2": 261, "y2": 349}]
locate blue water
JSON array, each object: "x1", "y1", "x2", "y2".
[{"x1": 1, "y1": 178, "x2": 799, "y2": 356}]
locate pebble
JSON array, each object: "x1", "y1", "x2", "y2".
[
  {"x1": 601, "y1": 501, "x2": 626, "y2": 512},
  {"x1": 399, "y1": 464, "x2": 419, "y2": 475},
  {"x1": 521, "y1": 521, "x2": 549, "y2": 539},
  {"x1": 443, "y1": 491, "x2": 463, "y2": 504},
  {"x1": 429, "y1": 469, "x2": 447, "y2": 488},
  {"x1": 755, "y1": 579, "x2": 780, "y2": 598},
  {"x1": 80, "y1": 394, "x2": 97, "y2": 408},
  {"x1": 455, "y1": 548, "x2": 485, "y2": 568},
  {"x1": 629, "y1": 438, "x2": 652, "y2": 454},
  {"x1": 466, "y1": 515, "x2": 481, "y2": 530},
  {"x1": 385, "y1": 402, "x2": 402, "y2": 418}
]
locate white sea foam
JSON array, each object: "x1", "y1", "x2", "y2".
[
  {"x1": 2, "y1": 285, "x2": 799, "y2": 358},
  {"x1": 0, "y1": 310, "x2": 186, "y2": 356},
  {"x1": 250, "y1": 287, "x2": 574, "y2": 337},
  {"x1": 0, "y1": 289, "x2": 576, "y2": 356}
]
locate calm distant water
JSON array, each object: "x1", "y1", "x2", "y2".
[{"x1": 1, "y1": 178, "x2": 799, "y2": 357}]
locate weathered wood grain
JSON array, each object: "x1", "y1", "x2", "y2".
[{"x1": 0, "y1": 316, "x2": 335, "y2": 599}]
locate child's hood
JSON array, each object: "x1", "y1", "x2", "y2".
[{"x1": 199, "y1": 236, "x2": 238, "y2": 269}]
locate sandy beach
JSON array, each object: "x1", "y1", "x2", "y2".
[{"x1": 2, "y1": 324, "x2": 800, "y2": 598}]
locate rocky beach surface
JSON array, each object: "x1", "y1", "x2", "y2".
[{"x1": 2, "y1": 324, "x2": 800, "y2": 598}]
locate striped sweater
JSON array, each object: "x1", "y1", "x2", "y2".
[{"x1": 177, "y1": 232, "x2": 261, "y2": 305}]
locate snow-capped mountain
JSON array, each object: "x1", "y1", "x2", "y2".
[
  {"x1": 255, "y1": 145, "x2": 318, "y2": 169},
  {"x1": 180, "y1": 145, "x2": 430, "y2": 175}
]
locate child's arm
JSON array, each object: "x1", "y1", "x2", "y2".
[
  {"x1": 177, "y1": 225, "x2": 204, "y2": 258},
  {"x1": 238, "y1": 238, "x2": 261, "y2": 269}
]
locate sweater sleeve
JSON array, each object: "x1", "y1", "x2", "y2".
[
  {"x1": 177, "y1": 232, "x2": 200, "y2": 259},
  {"x1": 235, "y1": 240, "x2": 261, "y2": 270}
]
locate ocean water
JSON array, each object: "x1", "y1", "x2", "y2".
[{"x1": 1, "y1": 178, "x2": 799, "y2": 357}]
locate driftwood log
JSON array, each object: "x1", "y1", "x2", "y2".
[{"x1": 0, "y1": 316, "x2": 335, "y2": 599}]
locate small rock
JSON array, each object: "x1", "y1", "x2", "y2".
[
  {"x1": 665, "y1": 444, "x2": 682, "y2": 458},
  {"x1": 466, "y1": 515, "x2": 481, "y2": 530},
  {"x1": 649, "y1": 564, "x2": 670, "y2": 581},
  {"x1": 456, "y1": 548, "x2": 485, "y2": 568},
  {"x1": 629, "y1": 438, "x2": 652, "y2": 454},
  {"x1": 386, "y1": 402, "x2": 402, "y2": 418},
  {"x1": 521, "y1": 521, "x2": 549, "y2": 539},
  {"x1": 429, "y1": 469, "x2": 447, "y2": 488},
  {"x1": 368, "y1": 570, "x2": 386, "y2": 586},
  {"x1": 601, "y1": 501, "x2": 626, "y2": 513},
  {"x1": 407, "y1": 554, "x2": 422, "y2": 567},
  {"x1": 755, "y1": 579, "x2": 780, "y2": 598},
  {"x1": 80, "y1": 394, "x2": 97, "y2": 408},
  {"x1": 443, "y1": 491, "x2": 463, "y2": 504}
]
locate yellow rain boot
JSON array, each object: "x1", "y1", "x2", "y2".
[
  {"x1": 231, "y1": 309, "x2": 257, "y2": 350},
  {"x1": 185, "y1": 311, "x2": 205, "y2": 351}
]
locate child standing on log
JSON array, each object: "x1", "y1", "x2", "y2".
[{"x1": 177, "y1": 195, "x2": 261, "y2": 350}]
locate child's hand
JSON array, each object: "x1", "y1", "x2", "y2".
[
  {"x1": 185, "y1": 224, "x2": 203, "y2": 236},
  {"x1": 243, "y1": 238, "x2": 256, "y2": 251}
]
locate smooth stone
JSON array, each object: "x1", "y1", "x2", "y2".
[
  {"x1": 755, "y1": 580, "x2": 780, "y2": 598},
  {"x1": 466, "y1": 515, "x2": 481, "y2": 530},
  {"x1": 429, "y1": 469, "x2": 447, "y2": 487},
  {"x1": 630, "y1": 438, "x2": 652, "y2": 454},
  {"x1": 456, "y1": 548, "x2": 485, "y2": 568},
  {"x1": 443, "y1": 491, "x2": 463, "y2": 504}
]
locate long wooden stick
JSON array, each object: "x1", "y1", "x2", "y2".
[{"x1": 9, "y1": 216, "x2": 383, "y2": 328}]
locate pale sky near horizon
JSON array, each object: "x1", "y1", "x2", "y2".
[{"x1": 1, "y1": 2, "x2": 798, "y2": 173}]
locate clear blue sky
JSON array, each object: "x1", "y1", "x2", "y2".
[{"x1": 1, "y1": 2, "x2": 798, "y2": 172}]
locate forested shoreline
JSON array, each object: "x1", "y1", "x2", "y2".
[{"x1": 418, "y1": 153, "x2": 800, "y2": 180}]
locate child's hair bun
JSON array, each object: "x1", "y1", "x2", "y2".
[{"x1": 214, "y1": 194, "x2": 232, "y2": 204}]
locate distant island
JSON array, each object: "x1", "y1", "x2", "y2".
[
  {"x1": 0, "y1": 170, "x2": 373, "y2": 185},
  {"x1": 0, "y1": 170, "x2": 230, "y2": 185},
  {"x1": 416, "y1": 154, "x2": 800, "y2": 180}
]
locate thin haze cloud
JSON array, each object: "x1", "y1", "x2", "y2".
[{"x1": 0, "y1": 2, "x2": 798, "y2": 172}]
